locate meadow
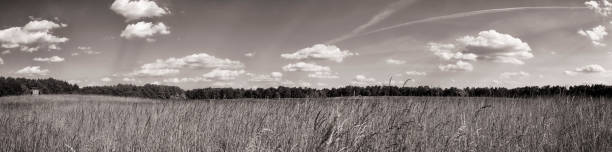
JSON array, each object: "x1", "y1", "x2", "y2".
[{"x1": 0, "y1": 95, "x2": 610, "y2": 151}]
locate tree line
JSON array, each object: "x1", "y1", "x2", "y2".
[{"x1": 1, "y1": 76, "x2": 612, "y2": 99}]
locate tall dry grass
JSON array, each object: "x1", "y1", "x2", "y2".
[{"x1": 0, "y1": 95, "x2": 610, "y2": 151}]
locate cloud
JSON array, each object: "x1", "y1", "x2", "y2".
[
  {"x1": 438, "y1": 61, "x2": 474, "y2": 72},
  {"x1": 351, "y1": 75, "x2": 381, "y2": 86},
  {"x1": 202, "y1": 69, "x2": 246, "y2": 80},
  {"x1": 244, "y1": 52, "x2": 255, "y2": 57},
  {"x1": 280, "y1": 80, "x2": 311, "y2": 87},
  {"x1": 385, "y1": 58, "x2": 406, "y2": 65},
  {"x1": 163, "y1": 77, "x2": 209, "y2": 83},
  {"x1": 1, "y1": 50, "x2": 10, "y2": 55},
  {"x1": 101, "y1": 77, "x2": 112, "y2": 82},
  {"x1": 73, "y1": 46, "x2": 101, "y2": 56},
  {"x1": 308, "y1": 71, "x2": 339, "y2": 79},
  {"x1": 0, "y1": 57, "x2": 3, "y2": 64},
  {"x1": 327, "y1": 0, "x2": 418, "y2": 43},
  {"x1": 565, "y1": 64, "x2": 607, "y2": 75},
  {"x1": 578, "y1": 25, "x2": 608, "y2": 46},
  {"x1": 0, "y1": 19, "x2": 68, "y2": 52},
  {"x1": 122, "y1": 77, "x2": 137, "y2": 82},
  {"x1": 457, "y1": 30, "x2": 533, "y2": 64},
  {"x1": 282, "y1": 62, "x2": 331, "y2": 72},
  {"x1": 120, "y1": 21, "x2": 170, "y2": 40},
  {"x1": 110, "y1": 0, "x2": 169, "y2": 21},
  {"x1": 131, "y1": 53, "x2": 244, "y2": 76},
  {"x1": 405, "y1": 71, "x2": 427, "y2": 76},
  {"x1": 248, "y1": 72, "x2": 283, "y2": 82},
  {"x1": 500, "y1": 71, "x2": 530, "y2": 79},
  {"x1": 16, "y1": 66, "x2": 50, "y2": 76},
  {"x1": 33, "y1": 56, "x2": 64, "y2": 63},
  {"x1": 428, "y1": 43, "x2": 477, "y2": 61},
  {"x1": 281, "y1": 44, "x2": 356, "y2": 62},
  {"x1": 585, "y1": 0, "x2": 612, "y2": 16}
]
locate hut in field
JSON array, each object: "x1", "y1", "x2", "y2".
[{"x1": 32, "y1": 89, "x2": 40, "y2": 95}]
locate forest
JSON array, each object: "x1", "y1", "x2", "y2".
[{"x1": 1, "y1": 76, "x2": 612, "y2": 99}]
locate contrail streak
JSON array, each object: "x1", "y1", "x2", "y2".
[
  {"x1": 329, "y1": 6, "x2": 588, "y2": 44},
  {"x1": 327, "y1": 0, "x2": 418, "y2": 44}
]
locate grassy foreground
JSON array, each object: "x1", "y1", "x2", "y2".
[{"x1": 0, "y1": 95, "x2": 611, "y2": 151}]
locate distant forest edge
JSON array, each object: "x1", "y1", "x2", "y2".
[{"x1": 1, "y1": 76, "x2": 612, "y2": 99}]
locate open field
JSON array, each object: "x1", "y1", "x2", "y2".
[{"x1": 0, "y1": 95, "x2": 611, "y2": 151}]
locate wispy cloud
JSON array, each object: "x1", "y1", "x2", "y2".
[{"x1": 327, "y1": 0, "x2": 419, "y2": 44}]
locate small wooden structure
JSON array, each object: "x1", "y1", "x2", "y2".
[{"x1": 32, "y1": 89, "x2": 40, "y2": 96}]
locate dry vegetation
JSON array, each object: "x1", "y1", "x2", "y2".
[{"x1": 0, "y1": 95, "x2": 611, "y2": 151}]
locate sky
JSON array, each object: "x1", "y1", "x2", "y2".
[{"x1": 0, "y1": 0, "x2": 611, "y2": 89}]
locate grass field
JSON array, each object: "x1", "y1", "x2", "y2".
[{"x1": 0, "y1": 95, "x2": 611, "y2": 151}]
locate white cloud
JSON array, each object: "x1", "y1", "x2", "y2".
[
  {"x1": 565, "y1": 64, "x2": 607, "y2": 76},
  {"x1": 500, "y1": 71, "x2": 530, "y2": 79},
  {"x1": 1, "y1": 50, "x2": 10, "y2": 55},
  {"x1": 131, "y1": 53, "x2": 244, "y2": 76},
  {"x1": 33, "y1": 56, "x2": 64, "y2": 63},
  {"x1": 308, "y1": 71, "x2": 339, "y2": 79},
  {"x1": 585, "y1": 0, "x2": 612, "y2": 16},
  {"x1": 438, "y1": 61, "x2": 474, "y2": 72},
  {"x1": 578, "y1": 25, "x2": 608, "y2": 46},
  {"x1": 202, "y1": 69, "x2": 245, "y2": 80},
  {"x1": 0, "y1": 57, "x2": 3, "y2": 65},
  {"x1": 110, "y1": 0, "x2": 169, "y2": 21},
  {"x1": 122, "y1": 77, "x2": 137, "y2": 82},
  {"x1": 16, "y1": 66, "x2": 50, "y2": 76},
  {"x1": 120, "y1": 21, "x2": 170, "y2": 40},
  {"x1": 0, "y1": 19, "x2": 68, "y2": 52},
  {"x1": 282, "y1": 62, "x2": 331, "y2": 72},
  {"x1": 385, "y1": 58, "x2": 406, "y2": 65},
  {"x1": 351, "y1": 75, "x2": 380, "y2": 86},
  {"x1": 280, "y1": 80, "x2": 311, "y2": 87},
  {"x1": 163, "y1": 77, "x2": 209, "y2": 83},
  {"x1": 428, "y1": 43, "x2": 477, "y2": 61},
  {"x1": 248, "y1": 72, "x2": 283, "y2": 82},
  {"x1": 405, "y1": 71, "x2": 427, "y2": 76},
  {"x1": 101, "y1": 77, "x2": 112, "y2": 82},
  {"x1": 457, "y1": 30, "x2": 533, "y2": 64},
  {"x1": 281, "y1": 44, "x2": 356, "y2": 62},
  {"x1": 244, "y1": 52, "x2": 255, "y2": 57}
]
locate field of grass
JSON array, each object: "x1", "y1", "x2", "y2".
[{"x1": 0, "y1": 95, "x2": 611, "y2": 151}]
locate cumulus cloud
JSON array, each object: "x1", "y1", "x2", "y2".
[
  {"x1": 131, "y1": 53, "x2": 244, "y2": 77},
  {"x1": 110, "y1": 0, "x2": 169, "y2": 21},
  {"x1": 120, "y1": 21, "x2": 170, "y2": 41},
  {"x1": 405, "y1": 71, "x2": 427, "y2": 76},
  {"x1": 72, "y1": 46, "x2": 101, "y2": 56},
  {"x1": 457, "y1": 30, "x2": 533, "y2": 64},
  {"x1": 282, "y1": 62, "x2": 331, "y2": 72},
  {"x1": 500, "y1": 71, "x2": 530, "y2": 79},
  {"x1": 16, "y1": 66, "x2": 50, "y2": 76},
  {"x1": 33, "y1": 56, "x2": 64, "y2": 63},
  {"x1": 163, "y1": 77, "x2": 209, "y2": 83},
  {"x1": 385, "y1": 58, "x2": 406, "y2": 65},
  {"x1": 578, "y1": 25, "x2": 608, "y2": 46},
  {"x1": 281, "y1": 44, "x2": 356, "y2": 62},
  {"x1": 248, "y1": 72, "x2": 283, "y2": 82},
  {"x1": 429, "y1": 30, "x2": 532, "y2": 72},
  {"x1": 244, "y1": 52, "x2": 255, "y2": 57},
  {"x1": 308, "y1": 71, "x2": 339, "y2": 79},
  {"x1": 101, "y1": 77, "x2": 112, "y2": 82},
  {"x1": 351, "y1": 75, "x2": 381, "y2": 86},
  {"x1": 585, "y1": 0, "x2": 612, "y2": 16},
  {"x1": 565, "y1": 64, "x2": 607, "y2": 75},
  {"x1": 280, "y1": 80, "x2": 312, "y2": 87},
  {"x1": 428, "y1": 43, "x2": 477, "y2": 61},
  {"x1": 122, "y1": 77, "x2": 137, "y2": 82},
  {"x1": 0, "y1": 19, "x2": 68, "y2": 52},
  {"x1": 203, "y1": 69, "x2": 245, "y2": 80},
  {"x1": 438, "y1": 61, "x2": 474, "y2": 72}
]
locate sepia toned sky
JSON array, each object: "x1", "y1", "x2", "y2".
[{"x1": 0, "y1": 0, "x2": 611, "y2": 89}]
